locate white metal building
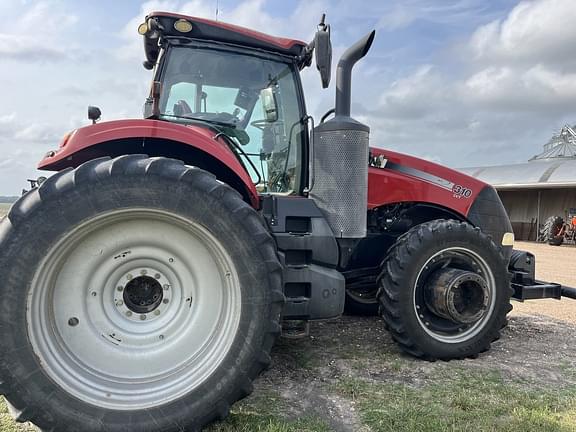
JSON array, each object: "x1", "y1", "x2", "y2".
[{"x1": 460, "y1": 125, "x2": 576, "y2": 240}]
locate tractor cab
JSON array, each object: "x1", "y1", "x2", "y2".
[{"x1": 138, "y1": 12, "x2": 318, "y2": 194}]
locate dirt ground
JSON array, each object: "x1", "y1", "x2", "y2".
[
  {"x1": 513, "y1": 241, "x2": 576, "y2": 323},
  {"x1": 251, "y1": 312, "x2": 576, "y2": 431}
]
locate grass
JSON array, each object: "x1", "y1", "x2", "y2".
[
  {"x1": 207, "y1": 390, "x2": 331, "y2": 432},
  {"x1": 0, "y1": 399, "x2": 35, "y2": 432},
  {"x1": 337, "y1": 370, "x2": 576, "y2": 432},
  {"x1": 3, "y1": 370, "x2": 575, "y2": 431},
  {"x1": 0, "y1": 203, "x2": 10, "y2": 218},
  {"x1": 1, "y1": 391, "x2": 331, "y2": 432}
]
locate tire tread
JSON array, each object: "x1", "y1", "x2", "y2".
[
  {"x1": 0, "y1": 155, "x2": 284, "y2": 432},
  {"x1": 377, "y1": 219, "x2": 512, "y2": 361}
]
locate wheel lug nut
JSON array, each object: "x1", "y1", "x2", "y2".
[
  {"x1": 116, "y1": 300, "x2": 123, "y2": 307},
  {"x1": 126, "y1": 274, "x2": 133, "y2": 281},
  {"x1": 126, "y1": 311, "x2": 132, "y2": 317},
  {"x1": 163, "y1": 299, "x2": 169, "y2": 304},
  {"x1": 163, "y1": 284, "x2": 170, "y2": 290},
  {"x1": 155, "y1": 273, "x2": 161, "y2": 279},
  {"x1": 117, "y1": 286, "x2": 123, "y2": 291},
  {"x1": 140, "y1": 314, "x2": 147, "y2": 320},
  {"x1": 140, "y1": 269, "x2": 147, "y2": 275},
  {"x1": 154, "y1": 310, "x2": 160, "y2": 316},
  {"x1": 91, "y1": 291, "x2": 97, "y2": 297}
]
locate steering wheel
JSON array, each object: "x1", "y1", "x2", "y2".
[
  {"x1": 250, "y1": 119, "x2": 270, "y2": 130},
  {"x1": 250, "y1": 119, "x2": 285, "y2": 130}
]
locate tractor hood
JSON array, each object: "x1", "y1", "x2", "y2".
[
  {"x1": 367, "y1": 147, "x2": 489, "y2": 217},
  {"x1": 38, "y1": 119, "x2": 259, "y2": 207},
  {"x1": 367, "y1": 147, "x2": 514, "y2": 255}
]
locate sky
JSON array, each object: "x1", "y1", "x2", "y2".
[{"x1": 1, "y1": 0, "x2": 576, "y2": 194}]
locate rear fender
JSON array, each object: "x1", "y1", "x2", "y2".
[{"x1": 38, "y1": 119, "x2": 259, "y2": 207}]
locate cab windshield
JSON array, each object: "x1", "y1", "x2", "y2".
[{"x1": 159, "y1": 45, "x2": 305, "y2": 194}]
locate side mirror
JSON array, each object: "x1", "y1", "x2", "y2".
[
  {"x1": 260, "y1": 87, "x2": 278, "y2": 122},
  {"x1": 314, "y1": 15, "x2": 332, "y2": 88},
  {"x1": 88, "y1": 106, "x2": 101, "y2": 124}
]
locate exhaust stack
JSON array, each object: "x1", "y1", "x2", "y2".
[
  {"x1": 310, "y1": 31, "x2": 376, "y2": 239},
  {"x1": 335, "y1": 30, "x2": 376, "y2": 117}
]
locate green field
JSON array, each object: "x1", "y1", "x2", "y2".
[{"x1": 0, "y1": 203, "x2": 10, "y2": 218}]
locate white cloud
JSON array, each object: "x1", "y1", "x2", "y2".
[
  {"x1": 364, "y1": 0, "x2": 576, "y2": 168},
  {"x1": 464, "y1": 64, "x2": 576, "y2": 111},
  {"x1": 470, "y1": 0, "x2": 576, "y2": 65},
  {"x1": 459, "y1": 0, "x2": 576, "y2": 114},
  {"x1": 0, "y1": 113, "x2": 61, "y2": 145},
  {"x1": 376, "y1": 0, "x2": 491, "y2": 31},
  {"x1": 0, "y1": 34, "x2": 68, "y2": 62},
  {"x1": 0, "y1": 1, "x2": 78, "y2": 63},
  {"x1": 378, "y1": 65, "x2": 449, "y2": 119}
]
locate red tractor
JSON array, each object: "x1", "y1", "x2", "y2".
[
  {"x1": 0, "y1": 12, "x2": 572, "y2": 432},
  {"x1": 540, "y1": 215, "x2": 576, "y2": 246}
]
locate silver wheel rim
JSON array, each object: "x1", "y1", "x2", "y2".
[
  {"x1": 27, "y1": 209, "x2": 242, "y2": 410},
  {"x1": 412, "y1": 247, "x2": 496, "y2": 344}
]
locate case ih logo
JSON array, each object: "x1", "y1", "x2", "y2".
[{"x1": 369, "y1": 153, "x2": 388, "y2": 168}]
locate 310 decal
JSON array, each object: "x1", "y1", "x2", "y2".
[{"x1": 452, "y1": 184, "x2": 472, "y2": 199}]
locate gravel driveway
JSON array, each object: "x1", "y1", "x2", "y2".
[{"x1": 513, "y1": 241, "x2": 576, "y2": 323}]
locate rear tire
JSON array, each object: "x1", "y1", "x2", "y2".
[
  {"x1": 543, "y1": 216, "x2": 564, "y2": 246},
  {"x1": 378, "y1": 220, "x2": 512, "y2": 360},
  {"x1": 0, "y1": 156, "x2": 283, "y2": 432}
]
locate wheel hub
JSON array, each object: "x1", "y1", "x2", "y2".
[
  {"x1": 114, "y1": 267, "x2": 172, "y2": 323},
  {"x1": 425, "y1": 268, "x2": 489, "y2": 324},
  {"x1": 123, "y1": 276, "x2": 164, "y2": 313}
]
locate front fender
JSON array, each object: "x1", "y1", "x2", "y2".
[
  {"x1": 467, "y1": 185, "x2": 514, "y2": 261},
  {"x1": 38, "y1": 119, "x2": 259, "y2": 207}
]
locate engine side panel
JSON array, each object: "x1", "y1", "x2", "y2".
[
  {"x1": 368, "y1": 148, "x2": 488, "y2": 216},
  {"x1": 38, "y1": 119, "x2": 259, "y2": 207},
  {"x1": 261, "y1": 195, "x2": 345, "y2": 320}
]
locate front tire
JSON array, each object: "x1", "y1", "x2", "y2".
[
  {"x1": 344, "y1": 270, "x2": 380, "y2": 315},
  {"x1": 0, "y1": 156, "x2": 283, "y2": 431},
  {"x1": 378, "y1": 220, "x2": 512, "y2": 360}
]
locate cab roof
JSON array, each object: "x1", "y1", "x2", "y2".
[{"x1": 143, "y1": 11, "x2": 308, "y2": 67}]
